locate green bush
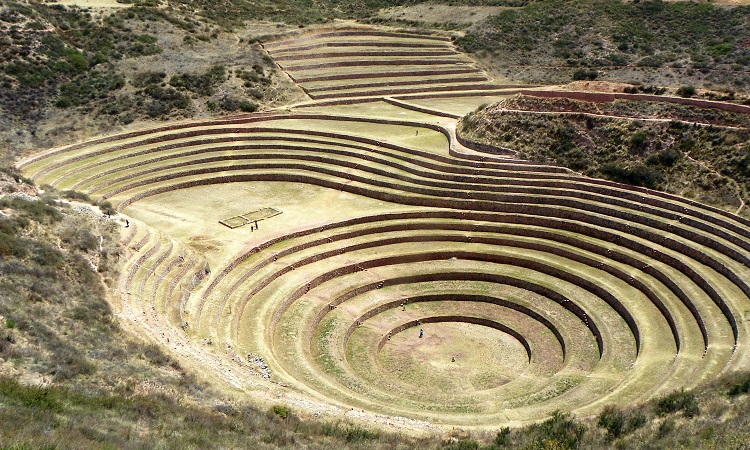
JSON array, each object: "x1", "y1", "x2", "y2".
[
  {"x1": 142, "y1": 343, "x2": 172, "y2": 366},
  {"x1": 677, "y1": 85, "x2": 697, "y2": 98},
  {"x1": 55, "y1": 97, "x2": 72, "y2": 108},
  {"x1": 728, "y1": 374, "x2": 750, "y2": 396},
  {"x1": 61, "y1": 226, "x2": 99, "y2": 252},
  {"x1": 528, "y1": 411, "x2": 586, "y2": 449},
  {"x1": 655, "y1": 389, "x2": 699, "y2": 418},
  {"x1": 321, "y1": 422, "x2": 378, "y2": 443},
  {"x1": 31, "y1": 243, "x2": 65, "y2": 268},
  {"x1": 600, "y1": 163, "x2": 664, "y2": 189},
  {"x1": 271, "y1": 404, "x2": 290, "y2": 419},
  {"x1": 629, "y1": 130, "x2": 649, "y2": 150},
  {"x1": 657, "y1": 418, "x2": 675, "y2": 438},
  {"x1": 572, "y1": 68, "x2": 598, "y2": 81},
  {"x1": 96, "y1": 200, "x2": 116, "y2": 216},
  {"x1": 131, "y1": 70, "x2": 167, "y2": 88},
  {"x1": 597, "y1": 405, "x2": 646, "y2": 439},
  {"x1": 646, "y1": 148, "x2": 682, "y2": 167},
  {"x1": 169, "y1": 65, "x2": 225, "y2": 96},
  {"x1": 238, "y1": 100, "x2": 258, "y2": 113},
  {"x1": 494, "y1": 427, "x2": 511, "y2": 446},
  {"x1": 141, "y1": 86, "x2": 191, "y2": 117},
  {"x1": 442, "y1": 440, "x2": 479, "y2": 450}
]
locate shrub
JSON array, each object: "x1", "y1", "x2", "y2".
[
  {"x1": 658, "y1": 418, "x2": 675, "y2": 438},
  {"x1": 629, "y1": 130, "x2": 649, "y2": 150},
  {"x1": 169, "y1": 65, "x2": 225, "y2": 96},
  {"x1": 597, "y1": 405, "x2": 645, "y2": 439},
  {"x1": 528, "y1": 411, "x2": 586, "y2": 449},
  {"x1": 96, "y1": 200, "x2": 116, "y2": 216},
  {"x1": 131, "y1": 70, "x2": 167, "y2": 88},
  {"x1": 572, "y1": 68, "x2": 598, "y2": 81},
  {"x1": 142, "y1": 343, "x2": 172, "y2": 366},
  {"x1": 494, "y1": 426, "x2": 511, "y2": 446},
  {"x1": 0, "y1": 218, "x2": 30, "y2": 257},
  {"x1": 61, "y1": 226, "x2": 98, "y2": 252},
  {"x1": 677, "y1": 85, "x2": 696, "y2": 98},
  {"x1": 55, "y1": 97, "x2": 72, "y2": 108},
  {"x1": 655, "y1": 389, "x2": 699, "y2": 418},
  {"x1": 271, "y1": 404, "x2": 290, "y2": 419},
  {"x1": 599, "y1": 163, "x2": 664, "y2": 189},
  {"x1": 30, "y1": 243, "x2": 64, "y2": 268},
  {"x1": 646, "y1": 148, "x2": 682, "y2": 167},
  {"x1": 597, "y1": 405, "x2": 625, "y2": 439},
  {"x1": 321, "y1": 422, "x2": 378, "y2": 443},
  {"x1": 238, "y1": 100, "x2": 257, "y2": 112},
  {"x1": 443, "y1": 440, "x2": 479, "y2": 450},
  {"x1": 57, "y1": 71, "x2": 126, "y2": 107},
  {"x1": 6, "y1": 318, "x2": 16, "y2": 329},
  {"x1": 343, "y1": 425, "x2": 377, "y2": 443},
  {"x1": 728, "y1": 374, "x2": 750, "y2": 396},
  {"x1": 61, "y1": 190, "x2": 92, "y2": 202}
]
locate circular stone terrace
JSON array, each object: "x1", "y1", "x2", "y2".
[{"x1": 16, "y1": 26, "x2": 750, "y2": 430}]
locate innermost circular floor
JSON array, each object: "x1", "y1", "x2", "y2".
[{"x1": 377, "y1": 321, "x2": 530, "y2": 394}]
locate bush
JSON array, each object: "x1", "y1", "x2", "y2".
[
  {"x1": 238, "y1": 100, "x2": 257, "y2": 112},
  {"x1": 572, "y1": 68, "x2": 598, "y2": 81},
  {"x1": 57, "y1": 71, "x2": 126, "y2": 107},
  {"x1": 597, "y1": 405, "x2": 646, "y2": 439},
  {"x1": 142, "y1": 343, "x2": 172, "y2": 366},
  {"x1": 96, "y1": 200, "x2": 116, "y2": 216},
  {"x1": 131, "y1": 70, "x2": 166, "y2": 88},
  {"x1": 169, "y1": 65, "x2": 225, "y2": 96},
  {"x1": 61, "y1": 226, "x2": 99, "y2": 252},
  {"x1": 55, "y1": 97, "x2": 72, "y2": 108},
  {"x1": 528, "y1": 411, "x2": 586, "y2": 449},
  {"x1": 599, "y1": 163, "x2": 664, "y2": 189},
  {"x1": 321, "y1": 422, "x2": 378, "y2": 443},
  {"x1": 658, "y1": 418, "x2": 675, "y2": 438},
  {"x1": 646, "y1": 148, "x2": 682, "y2": 167},
  {"x1": 728, "y1": 374, "x2": 750, "y2": 396},
  {"x1": 629, "y1": 130, "x2": 649, "y2": 150},
  {"x1": 30, "y1": 243, "x2": 64, "y2": 268},
  {"x1": 60, "y1": 190, "x2": 92, "y2": 202},
  {"x1": 443, "y1": 440, "x2": 479, "y2": 450},
  {"x1": 494, "y1": 427, "x2": 511, "y2": 446},
  {"x1": 677, "y1": 85, "x2": 697, "y2": 98},
  {"x1": 271, "y1": 404, "x2": 290, "y2": 419},
  {"x1": 597, "y1": 405, "x2": 625, "y2": 439},
  {"x1": 655, "y1": 389, "x2": 699, "y2": 418}
]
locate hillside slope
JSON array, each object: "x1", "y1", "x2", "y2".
[{"x1": 459, "y1": 94, "x2": 750, "y2": 218}]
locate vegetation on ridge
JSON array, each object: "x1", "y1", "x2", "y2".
[
  {"x1": 457, "y1": 0, "x2": 750, "y2": 91},
  {"x1": 459, "y1": 95, "x2": 750, "y2": 217}
]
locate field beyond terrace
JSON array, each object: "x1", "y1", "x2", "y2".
[{"x1": 5, "y1": 2, "x2": 750, "y2": 449}]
